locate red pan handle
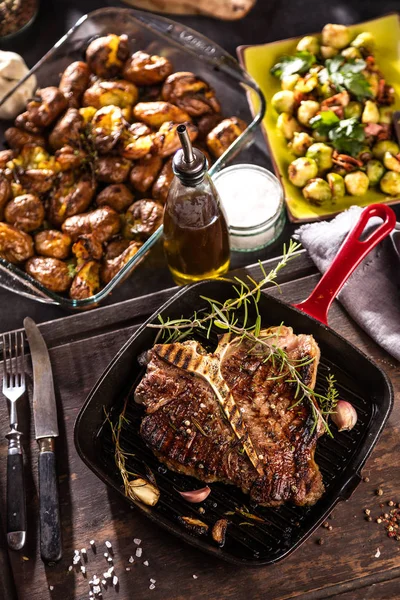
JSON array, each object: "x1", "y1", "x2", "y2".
[{"x1": 293, "y1": 204, "x2": 396, "y2": 325}]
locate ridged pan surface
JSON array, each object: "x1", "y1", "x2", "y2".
[{"x1": 74, "y1": 280, "x2": 393, "y2": 565}]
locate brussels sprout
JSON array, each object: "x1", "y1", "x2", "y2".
[
  {"x1": 322, "y1": 24, "x2": 351, "y2": 50},
  {"x1": 372, "y1": 140, "x2": 400, "y2": 160},
  {"x1": 312, "y1": 130, "x2": 328, "y2": 142},
  {"x1": 281, "y1": 74, "x2": 300, "y2": 91},
  {"x1": 366, "y1": 159, "x2": 385, "y2": 185},
  {"x1": 344, "y1": 101, "x2": 363, "y2": 119},
  {"x1": 341, "y1": 47, "x2": 362, "y2": 60},
  {"x1": 344, "y1": 171, "x2": 370, "y2": 196},
  {"x1": 288, "y1": 157, "x2": 318, "y2": 187},
  {"x1": 380, "y1": 171, "x2": 400, "y2": 196},
  {"x1": 320, "y1": 46, "x2": 339, "y2": 59},
  {"x1": 289, "y1": 131, "x2": 314, "y2": 156},
  {"x1": 302, "y1": 178, "x2": 332, "y2": 205},
  {"x1": 361, "y1": 100, "x2": 379, "y2": 124},
  {"x1": 276, "y1": 113, "x2": 301, "y2": 140},
  {"x1": 379, "y1": 107, "x2": 392, "y2": 125},
  {"x1": 383, "y1": 152, "x2": 400, "y2": 173},
  {"x1": 351, "y1": 32, "x2": 375, "y2": 53},
  {"x1": 306, "y1": 143, "x2": 333, "y2": 173},
  {"x1": 271, "y1": 90, "x2": 296, "y2": 114},
  {"x1": 297, "y1": 100, "x2": 320, "y2": 126},
  {"x1": 326, "y1": 172, "x2": 345, "y2": 198},
  {"x1": 296, "y1": 36, "x2": 320, "y2": 55},
  {"x1": 294, "y1": 75, "x2": 318, "y2": 93},
  {"x1": 364, "y1": 72, "x2": 379, "y2": 97}
]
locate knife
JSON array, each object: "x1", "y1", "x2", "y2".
[{"x1": 24, "y1": 317, "x2": 62, "y2": 564}]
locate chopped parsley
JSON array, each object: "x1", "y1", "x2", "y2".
[
  {"x1": 309, "y1": 110, "x2": 340, "y2": 135},
  {"x1": 328, "y1": 117, "x2": 366, "y2": 156},
  {"x1": 270, "y1": 51, "x2": 316, "y2": 79},
  {"x1": 326, "y1": 57, "x2": 373, "y2": 100}
]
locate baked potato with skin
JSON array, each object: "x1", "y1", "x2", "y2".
[
  {"x1": 15, "y1": 112, "x2": 43, "y2": 134},
  {"x1": 0, "y1": 222, "x2": 34, "y2": 263},
  {"x1": 85, "y1": 34, "x2": 129, "y2": 78},
  {"x1": 0, "y1": 171, "x2": 11, "y2": 217},
  {"x1": 5, "y1": 193, "x2": 45, "y2": 232},
  {"x1": 26, "y1": 87, "x2": 67, "y2": 128},
  {"x1": 25, "y1": 256, "x2": 72, "y2": 292},
  {"x1": 34, "y1": 230, "x2": 72, "y2": 259},
  {"x1": 129, "y1": 155, "x2": 163, "y2": 192},
  {"x1": 49, "y1": 108, "x2": 84, "y2": 151},
  {"x1": 95, "y1": 156, "x2": 132, "y2": 184},
  {"x1": 54, "y1": 146, "x2": 87, "y2": 172},
  {"x1": 132, "y1": 101, "x2": 191, "y2": 128},
  {"x1": 151, "y1": 158, "x2": 173, "y2": 204},
  {"x1": 49, "y1": 171, "x2": 96, "y2": 226},
  {"x1": 5, "y1": 127, "x2": 46, "y2": 151},
  {"x1": 206, "y1": 117, "x2": 247, "y2": 158},
  {"x1": 59, "y1": 61, "x2": 91, "y2": 109},
  {"x1": 196, "y1": 113, "x2": 223, "y2": 142},
  {"x1": 124, "y1": 199, "x2": 163, "y2": 241},
  {"x1": 153, "y1": 121, "x2": 198, "y2": 158},
  {"x1": 62, "y1": 206, "x2": 120, "y2": 243},
  {"x1": 90, "y1": 105, "x2": 124, "y2": 153},
  {"x1": 72, "y1": 233, "x2": 103, "y2": 262},
  {"x1": 83, "y1": 80, "x2": 138, "y2": 115},
  {"x1": 101, "y1": 241, "x2": 142, "y2": 284},
  {"x1": 162, "y1": 71, "x2": 221, "y2": 116},
  {"x1": 0, "y1": 150, "x2": 14, "y2": 169},
  {"x1": 104, "y1": 237, "x2": 130, "y2": 260},
  {"x1": 121, "y1": 122, "x2": 154, "y2": 160},
  {"x1": 69, "y1": 260, "x2": 101, "y2": 300},
  {"x1": 96, "y1": 183, "x2": 134, "y2": 212},
  {"x1": 79, "y1": 106, "x2": 97, "y2": 124},
  {"x1": 123, "y1": 51, "x2": 173, "y2": 86},
  {"x1": 139, "y1": 85, "x2": 162, "y2": 102}
]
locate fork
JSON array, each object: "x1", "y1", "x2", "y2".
[{"x1": 2, "y1": 331, "x2": 27, "y2": 551}]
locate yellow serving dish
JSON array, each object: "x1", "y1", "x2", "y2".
[{"x1": 237, "y1": 13, "x2": 400, "y2": 222}]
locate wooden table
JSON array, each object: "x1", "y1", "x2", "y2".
[{"x1": 0, "y1": 250, "x2": 399, "y2": 600}]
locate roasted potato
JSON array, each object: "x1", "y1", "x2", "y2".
[
  {"x1": 123, "y1": 51, "x2": 173, "y2": 86},
  {"x1": 15, "y1": 112, "x2": 43, "y2": 134},
  {"x1": 206, "y1": 117, "x2": 247, "y2": 158},
  {"x1": 69, "y1": 260, "x2": 101, "y2": 300},
  {"x1": 132, "y1": 101, "x2": 190, "y2": 128},
  {"x1": 4, "y1": 127, "x2": 46, "y2": 151},
  {"x1": 129, "y1": 155, "x2": 163, "y2": 192},
  {"x1": 72, "y1": 233, "x2": 103, "y2": 262},
  {"x1": 162, "y1": 71, "x2": 221, "y2": 116},
  {"x1": 96, "y1": 183, "x2": 134, "y2": 212},
  {"x1": 0, "y1": 171, "x2": 11, "y2": 217},
  {"x1": 25, "y1": 256, "x2": 72, "y2": 292},
  {"x1": 196, "y1": 113, "x2": 222, "y2": 142},
  {"x1": 101, "y1": 241, "x2": 142, "y2": 284},
  {"x1": 151, "y1": 158, "x2": 173, "y2": 204},
  {"x1": 79, "y1": 106, "x2": 97, "y2": 124},
  {"x1": 59, "y1": 61, "x2": 91, "y2": 108},
  {"x1": 95, "y1": 156, "x2": 132, "y2": 184},
  {"x1": 5, "y1": 194, "x2": 45, "y2": 232},
  {"x1": 26, "y1": 87, "x2": 67, "y2": 128},
  {"x1": 121, "y1": 122, "x2": 154, "y2": 160},
  {"x1": 54, "y1": 146, "x2": 87, "y2": 172},
  {"x1": 34, "y1": 230, "x2": 72, "y2": 260},
  {"x1": 62, "y1": 206, "x2": 120, "y2": 243},
  {"x1": 83, "y1": 80, "x2": 138, "y2": 118},
  {"x1": 11, "y1": 145, "x2": 57, "y2": 194},
  {"x1": 49, "y1": 172, "x2": 96, "y2": 226},
  {"x1": 104, "y1": 237, "x2": 130, "y2": 259},
  {"x1": 49, "y1": 108, "x2": 84, "y2": 151},
  {"x1": 0, "y1": 222, "x2": 34, "y2": 263},
  {"x1": 153, "y1": 121, "x2": 198, "y2": 158},
  {"x1": 0, "y1": 150, "x2": 14, "y2": 169},
  {"x1": 90, "y1": 105, "x2": 124, "y2": 153},
  {"x1": 85, "y1": 34, "x2": 129, "y2": 78},
  {"x1": 139, "y1": 85, "x2": 162, "y2": 102},
  {"x1": 124, "y1": 199, "x2": 163, "y2": 240}
]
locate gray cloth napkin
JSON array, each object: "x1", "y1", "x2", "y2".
[{"x1": 294, "y1": 205, "x2": 400, "y2": 362}]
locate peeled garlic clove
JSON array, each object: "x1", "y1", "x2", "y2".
[
  {"x1": 178, "y1": 486, "x2": 211, "y2": 503},
  {"x1": 331, "y1": 400, "x2": 357, "y2": 432},
  {"x1": 126, "y1": 478, "x2": 160, "y2": 506}
]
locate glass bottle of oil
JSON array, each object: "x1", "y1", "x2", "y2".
[{"x1": 163, "y1": 125, "x2": 230, "y2": 285}]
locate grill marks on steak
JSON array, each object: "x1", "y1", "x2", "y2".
[{"x1": 136, "y1": 326, "x2": 325, "y2": 506}]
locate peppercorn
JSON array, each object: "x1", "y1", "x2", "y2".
[
  {"x1": 365, "y1": 516, "x2": 372, "y2": 522},
  {"x1": 322, "y1": 521, "x2": 329, "y2": 528},
  {"x1": 364, "y1": 509, "x2": 371, "y2": 516},
  {"x1": 377, "y1": 518, "x2": 382, "y2": 524},
  {"x1": 388, "y1": 501, "x2": 394, "y2": 507},
  {"x1": 384, "y1": 513, "x2": 389, "y2": 519},
  {"x1": 363, "y1": 476, "x2": 370, "y2": 483},
  {"x1": 328, "y1": 525, "x2": 333, "y2": 531},
  {"x1": 317, "y1": 538, "x2": 324, "y2": 545},
  {"x1": 376, "y1": 489, "x2": 383, "y2": 496}
]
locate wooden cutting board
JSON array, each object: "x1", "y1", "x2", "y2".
[
  {"x1": 122, "y1": 0, "x2": 256, "y2": 20},
  {"x1": 0, "y1": 251, "x2": 400, "y2": 600}
]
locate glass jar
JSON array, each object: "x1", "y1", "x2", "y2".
[{"x1": 0, "y1": 0, "x2": 39, "y2": 40}]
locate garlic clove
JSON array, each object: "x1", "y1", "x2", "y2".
[
  {"x1": 178, "y1": 486, "x2": 211, "y2": 503},
  {"x1": 331, "y1": 400, "x2": 357, "y2": 432},
  {"x1": 126, "y1": 478, "x2": 160, "y2": 506}
]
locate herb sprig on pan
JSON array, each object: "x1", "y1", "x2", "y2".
[
  {"x1": 326, "y1": 56, "x2": 373, "y2": 100},
  {"x1": 270, "y1": 51, "x2": 316, "y2": 79},
  {"x1": 148, "y1": 241, "x2": 339, "y2": 436}
]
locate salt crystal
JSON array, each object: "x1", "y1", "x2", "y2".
[
  {"x1": 149, "y1": 584, "x2": 155, "y2": 590},
  {"x1": 105, "y1": 541, "x2": 112, "y2": 549},
  {"x1": 68, "y1": 566, "x2": 73, "y2": 572},
  {"x1": 49, "y1": 586, "x2": 54, "y2": 591},
  {"x1": 107, "y1": 557, "x2": 113, "y2": 563},
  {"x1": 89, "y1": 540, "x2": 95, "y2": 546},
  {"x1": 112, "y1": 575, "x2": 118, "y2": 586},
  {"x1": 128, "y1": 556, "x2": 134, "y2": 563},
  {"x1": 150, "y1": 578, "x2": 156, "y2": 584},
  {"x1": 134, "y1": 538, "x2": 142, "y2": 545},
  {"x1": 89, "y1": 593, "x2": 94, "y2": 598},
  {"x1": 103, "y1": 552, "x2": 108, "y2": 558},
  {"x1": 143, "y1": 560, "x2": 149, "y2": 566},
  {"x1": 81, "y1": 548, "x2": 87, "y2": 555},
  {"x1": 74, "y1": 549, "x2": 80, "y2": 555},
  {"x1": 73, "y1": 556, "x2": 81, "y2": 565},
  {"x1": 81, "y1": 566, "x2": 86, "y2": 575},
  {"x1": 375, "y1": 548, "x2": 381, "y2": 558},
  {"x1": 92, "y1": 576, "x2": 100, "y2": 585},
  {"x1": 193, "y1": 574, "x2": 198, "y2": 579},
  {"x1": 135, "y1": 547, "x2": 142, "y2": 557},
  {"x1": 101, "y1": 580, "x2": 107, "y2": 586},
  {"x1": 93, "y1": 585, "x2": 101, "y2": 595},
  {"x1": 103, "y1": 572, "x2": 111, "y2": 579},
  {"x1": 126, "y1": 567, "x2": 131, "y2": 571}
]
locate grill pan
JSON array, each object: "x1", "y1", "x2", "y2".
[{"x1": 74, "y1": 204, "x2": 395, "y2": 565}]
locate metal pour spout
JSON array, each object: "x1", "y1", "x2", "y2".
[{"x1": 177, "y1": 124, "x2": 194, "y2": 163}]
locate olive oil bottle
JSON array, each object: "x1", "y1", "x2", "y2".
[{"x1": 163, "y1": 125, "x2": 230, "y2": 285}]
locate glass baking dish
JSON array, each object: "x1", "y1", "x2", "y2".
[{"x1": 0, "y1": 7, "x2": 265, "y2": 309}]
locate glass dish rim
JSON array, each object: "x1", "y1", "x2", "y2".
[{"x1": 0, "y1": 6, "x2": 266, "y2": 309}]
